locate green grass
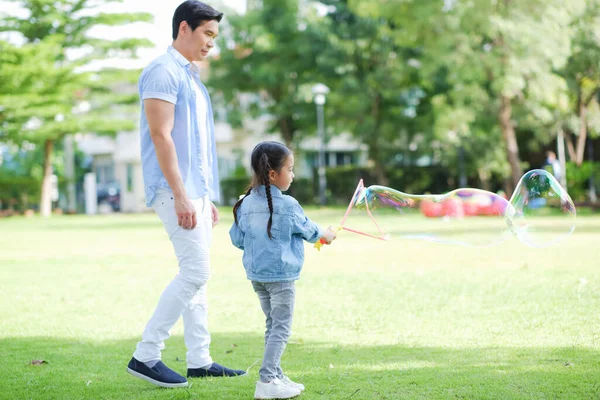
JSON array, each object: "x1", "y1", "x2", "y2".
[{"x1": 1, "y1": 209, "x2": 600, "y2": 399}]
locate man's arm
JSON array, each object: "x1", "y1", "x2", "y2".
[{"x1": 145, "y1": 98, "x2": 197, "y2": 230}]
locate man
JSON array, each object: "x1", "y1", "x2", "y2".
[
  {"x1": 545, "y1": 151, "x2": 562, "y2": 182},
  {"x1": 126, "y1": 1, "x2": 245, "y2": 388}
]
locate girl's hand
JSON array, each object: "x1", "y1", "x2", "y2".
[{"x1": 321, "y1": 226, "x2": 337, "y2": 245}]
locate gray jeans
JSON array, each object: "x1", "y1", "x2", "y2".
[{"x1": 252, "y1": 281, "x2": 296, "y2": 383}]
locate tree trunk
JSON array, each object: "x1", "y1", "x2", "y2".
[
  {"x1": 477, "y1": 167, "x2": 491, "y2": 191},
  {"x1": 39, "y1": 139, "x2": 54, "y2": 217},
  {"x1": 576, "y1": 99, "x2": 587, "y2": 166},
  {"x1": 498, "y1": 95, "x2": 522, "y2": 195},
  {"x1": 369, "y1": 93, "x2": 388, "y2": 186},
  {"x1": 563, "y1": 129, "x2": 577, "y2": 161},
  {"x1": 368, "y1": 143, "x2": 388, "y2": 187},
  {"x1": 278, "y1": 116, "x2": 294, "y2": 150}
]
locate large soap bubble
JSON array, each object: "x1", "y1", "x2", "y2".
[
  {"x1": 505, "y1": 169, "x2": 576, "y2": 247},
  {"x1": 346, "y1": 169, "x2": 575, "y2": 248}
]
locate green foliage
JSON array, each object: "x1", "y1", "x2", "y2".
[
  {"x1": 0, "y1": 143, "x2": 48, "y2": 210},
  {"x1": 325, "y1": 165, "x2": 451, "y2": 204},
  {"x1": 220, "y1": 177, "x2": 315, "y2": 206},
  {"x1": 0, "y1": 0, "x2": 153, "y2": 145},
  {"x1": 551, "y1": 0, "x2": 600, "y2": 164},
  {"x1": 315, "y1": 0, "x2": 425, "y2": 184},
  {"x1": 2, "y1": 0, "x2": 600, "y2": 208},
  {"x1": 566, "y1": 161, "x2": 600, "y2": 201},
  {"x1": 348, "y1": 0, "x2": 587, "y2": 189},
  {"x1": 0, "y1": 0, "x2": 153, "y2": 213},
  {"x1": 208, "y1": 0, "x2": 326, "y2": 147},
  {"x1": 221, "y1": 176, "x2": 251, "y2": 206},
  {"x1": 287, "y1": 178, "x2": 315, "y2": 205},
  {"x1": 0, "y1": 174, "x2": 40, "y2": 211}
]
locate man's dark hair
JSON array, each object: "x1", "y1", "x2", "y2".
[{"x1": 172, "y1": 1, "x2": 223, "y2": 40}]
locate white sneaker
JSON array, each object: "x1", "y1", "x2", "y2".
[
  {"x1": 280, "y1": 375, "x2": 305, "y2": 392},
  {"x1": 254, "y1": 378, "x2": 302, "y2": 399}
]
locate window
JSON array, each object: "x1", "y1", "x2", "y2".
[{"x1": 95, "y1": 163, "x2": 114, "y2": 184}]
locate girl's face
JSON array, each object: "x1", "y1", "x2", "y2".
[{"x1": 270, "y1": 154, "x2": 295, "y2": 191}]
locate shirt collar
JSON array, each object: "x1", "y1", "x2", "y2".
[
  {"x1": 190, "y1": 62, "x2": 201, "y2": 74},
  {"x1": 167, "y1": 45, "x2": 191, "y2": 68},
  {"x1": 254, "y1": 185, "x2": 282, "y2": 197}
]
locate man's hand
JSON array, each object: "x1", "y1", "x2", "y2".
[
  {"x1": 211, "y1": 202, "x2": 219, "y2": 227},
  {"x1": 175, "y1": 195, "x2": 197, "y2": 229}
]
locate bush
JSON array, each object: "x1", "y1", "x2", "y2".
[
  {"x1": 324, "y1": 165, "x2": 451, "y2": 205},
  {"x1": 220, "y1": 176, "x2": 316, "y2": 206},
  {"x1": 0, "y1": 174, "x2": 40, "y2": 212},
  {"x1": 386, "y1": 166, "x2": 450, "y2": 195},
  {"x1": 220, "y1": 176, "x2": 251, "y2": 206},
  {"x1": 286, "y1": 178, "x2": 315, "y2": 204},
  {"x1": 220, "y1": 165, "x2": 452, "y2": 207},
  {"x1": 566, "y1": 161, "x2": 600, "y2": 202},
  {"x1": 325, "y1": 166, "x2": 375, "y2": 205}
]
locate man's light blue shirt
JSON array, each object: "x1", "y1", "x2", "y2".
[
  {"x1": 139, "y1": 46, "x2": 220, "y2": 206},
  {"x1": 229, "y1": 186, "x2": 323, "y2": 283}
]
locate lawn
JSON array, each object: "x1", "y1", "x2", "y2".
[{"x1": 1, "y1": 209, "x2": 599, "y2": 399}]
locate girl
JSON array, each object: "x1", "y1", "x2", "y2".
[{"x1": 229, "y1": 141, "x2": 336, "y2": 399}]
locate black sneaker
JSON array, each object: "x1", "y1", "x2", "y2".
[
  {"x1": 127, "y1": 357, "x2": 188, "y2": 388},
  {"x1": 187, "y1": 362, "x2": 246, "y2": 378}
]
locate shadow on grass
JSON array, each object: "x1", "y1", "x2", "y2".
[{"x1": 4, "y1": 333, "x2": 600, "y2": 400}]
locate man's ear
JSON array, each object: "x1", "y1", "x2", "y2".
[{"x1": 179, "y1": 21, "x2": 189, "y2": 36}]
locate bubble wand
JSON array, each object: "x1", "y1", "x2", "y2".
[{"x1": 314, "y1": 179, "x2": 389, "y2": 251}]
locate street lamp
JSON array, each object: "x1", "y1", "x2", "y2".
[{"x1": 312, "y1": 83, "x2": 330, "y2": 206}]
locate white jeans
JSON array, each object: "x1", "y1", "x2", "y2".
[{"x1": 133, "y1": 188, "x2": 213, "y2": 369}]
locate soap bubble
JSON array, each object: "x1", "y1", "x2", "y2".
[
  {"x1": 345, "y1": 169, "x2": 575, "y2": 248},
  {"x1": 506, "y1": 169, "x2": 576, "y2": 247}
]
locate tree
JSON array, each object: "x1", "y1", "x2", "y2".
[
  {"x1": 0, "y1": 0, "x2": 152, "y2": 216},
  {"x1": 559, "y1": 0, "x2": 600, "y2": 165},
  {"x1": 352, "y1": 0, "x2": 586, "y2": 193},
  {"x1": 315, "y1": 0, "x2": 424, "y2": 186},
  {"x1": 208, "y1": 0, "x2": 325, "y2": 149}
]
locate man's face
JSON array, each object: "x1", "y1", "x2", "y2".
[{"x1": 181, "y1": 19, "x2": 219, "y2": 61}]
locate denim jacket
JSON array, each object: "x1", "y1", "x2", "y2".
[{"x1": 229, "y1": 185, "x2": 323, "y2": 282}]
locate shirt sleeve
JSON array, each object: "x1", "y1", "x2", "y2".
[
  {"x1": 140, "y1": 63, "x2": 179, "y2": 104},
  {"x1": 229, "y1": 222, "x2": 245, "y2": 250},
  {"x1": 291, "y1": 202, "x2": 323, "y2": 243}
]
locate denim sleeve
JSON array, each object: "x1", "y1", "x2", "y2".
[
  {"x1": 291, "y1": 203, "x2": 323, "y2": 243},
  {"x1": 229, "y1": 222, "x2": 245, "y2": 250},
  {"x1": 140, "y1": 63, "x2": 179, "y2": 104}
]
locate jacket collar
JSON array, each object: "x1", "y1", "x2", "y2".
[{"x1": 254, "y1": 185, "x2": 282, "y2": 197}]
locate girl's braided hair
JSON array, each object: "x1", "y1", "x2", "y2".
[{"x1": 233, "y1": 141, "x2": 291, "y2": 239}]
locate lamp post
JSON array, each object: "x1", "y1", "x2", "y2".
[{"x1": 312, "y1": 83, "x2": 330, "y2": 206}]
